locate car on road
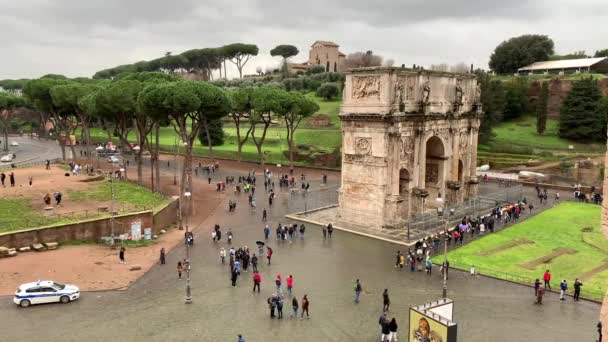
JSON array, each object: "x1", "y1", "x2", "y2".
[
  {"x1": 14, "y1": 281, "x2": 80, "y2": 308},
  {"x1": 10, "y1": 141, "x2": 19, "y2": 146},
  {"x1": 107, "y1": 155, "x2": 121, "y2": 163},
  {"x1": 1, "y1": 154, "x2": 14, "y2": 162}
]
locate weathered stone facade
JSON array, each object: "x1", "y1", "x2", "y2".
[{"x1": 337, "y1": 67, "x2": 482, "y2": 229}]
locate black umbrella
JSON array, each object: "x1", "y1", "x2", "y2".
[{"x1": 256, "y1": 241, "x2": 265, "y2": 246}]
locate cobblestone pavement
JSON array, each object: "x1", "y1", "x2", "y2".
[{"x1": 0, "y1": 161, "x2": 600, "y2": 342}]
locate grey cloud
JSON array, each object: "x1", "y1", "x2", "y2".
[{"x1": 0, "y1": 0, "x2": 606, "y2": 79}]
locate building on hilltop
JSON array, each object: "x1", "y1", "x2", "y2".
[
  {"x1": 517, "y1": 57, "x2": 608, "y2": 75},
  {"x1": 287, "y1": 41, "x2": 347, "y2": 74}
]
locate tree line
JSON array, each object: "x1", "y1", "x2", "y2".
[
  {"x1": 0, "y1": 72, "x2": 319, "y2": 196},
  {"x1": 92, "y1": 43, "x2": 259, "y2": 80}
]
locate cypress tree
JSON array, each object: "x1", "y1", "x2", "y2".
[
  {"x1": 559, "y1": 78, "x2": 603, "y2": 141},
  {"x1": 536, "y1": 82, "x2": 548, "y2": 134}
]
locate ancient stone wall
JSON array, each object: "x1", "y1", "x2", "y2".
[
  {"x1": 0, "y1": 199, "x2": 178, "y2": 248},
  {"x1": 528, "y1": 78, "x2": 608, "y2": 119}
]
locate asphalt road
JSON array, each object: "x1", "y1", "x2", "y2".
[
  {"x1": 0, "y1": 135, "x2": 63, "y2": 167},
  {"x1": 0, "y1": 160, "x2": 600, "y2": 342}
]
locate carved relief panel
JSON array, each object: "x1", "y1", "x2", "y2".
[
  {"x1": 459, "y1": 131, "x2": 468, "y2": 149},
  {"x1": 352, "y1": 76, "x2": 381, "y2": 100},
  {"x1": 400, "y1": 136, "x2": 415, "y2": 166},
  {"x1": 355, "y1": 137, "x2": 372, "y2": 155}
]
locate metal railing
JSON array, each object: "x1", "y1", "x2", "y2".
[
  {"x1": 443, "y1": 259, "x2": 605, "y2": 302},
  {"x1": 0, "y1": 158, "x2": 61, "y2": 171}
]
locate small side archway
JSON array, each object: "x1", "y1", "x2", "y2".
[{"x1": 424, "y1": 135, "x2": 446, "y2": 202}]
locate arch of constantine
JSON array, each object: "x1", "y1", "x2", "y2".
[{"x1": 337, "y1": 67, "x2": 483, "y2": 229}]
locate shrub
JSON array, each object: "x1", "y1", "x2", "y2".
[{"x1": 316, "y1": 82, "x2": 340, "y2": 100}]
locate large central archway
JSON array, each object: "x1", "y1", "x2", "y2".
[{"x1": 424, "y1": 136, "x2": 446, "y2": 204}]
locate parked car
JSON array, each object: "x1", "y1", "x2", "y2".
[
  {"x1": 14, "y1": 281, "x2": 80, "y2": 308},
  {"x1": 107, "y1": 155, "x2": 121, "y2": 163},
  {"x1": 10, "y1": 141, "x2": 19, "y2": 146},
  {"x1": 1, "y1": 154, "x2": 14, "y2": 162}
]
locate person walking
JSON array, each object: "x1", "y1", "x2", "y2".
[
  {"x1": 382, "y1": 289, "x2": 391, "y2": 312},
  {"x1": 299, "y1": 224, "x2": 305, "y2": 239},
  {"x1": 220, "y1": 247, "x2": 226, "y2": 264},
  {"x1": 252, "y1": 271, "x2": 261, "y2": 293},
  {"x1": 0, "y1": 172, "x2": 5, "y2": 187},
  {"x1": 251, "y1": 254, "x2": 258, "y2": 272},
  {"x1": 262, "y1": 209, "x2": 267, "y2": 222},
  {"x1": 354, "y1": 279, "x2": 362, "y2": 303},
  {"x1": 388, "y1": 317, "x2": 398, "y2": 342},
  {"x1": 322, "y1": 225, "x2": 327, "y2": 240},
  {"x1": 559, "y1": 279, "x2": 568, "y2": 301},
  {"x1": 327, "y1": 223, "x2": 333, "y2": 238},
  {"x1": 264, "y1": 225, "x2": 270, "y2": 240},
  {"x1": 543, "y1": 270, "x2": 551, "y2": 289},
  {"x1": 291, "y1": 296, "x2": 299, "y2": 318},
  {"x1": 573, "y1": 278, "x2": 583, "y2": 301},
  {"x1": 266, "y1": 247, "x2": 273, "y2": 265},
  {"x1": 378, "y1": 312, "x2": 388, "y2": 341},
  {"x1": 238, "y1": 334, "x2": 245, "y2": 342},
  {"x1": 275, "y1": 274, "x2": 282, "y2": 292},
  {"x1": 10, "y1": 172, "x2": 15, "y2": 187},
  {"x1": 381, "y1": 318, "x2": 391, "y2": 342},
  {"x1": 159, "y1": 248, "x2": 166, "y2": 265},
  {"x1": 268, "y1": 295, "x2": 276, "y2": 319},
  {"x1": 382, "y1": 289, "x2": 390, "y2": 312},
  {"x1": 286, "y1": 274, "x2": 294, "y2": 297},
  {"x1": 28, "y1": 176, "x2": 33, "y2": 187},
  {"x1": 598, "y1": 321, "x2": 603, "y2": 342},
  {"x1": 119, "y1": 247, "x2": 125, "y2": 264},
  {"x1": 535, "y1": 285, "x2": 545, "y2": 304},
  {"x1": 177, "y1": 261, "x2": 183, "y2": 280},
  {"x1": 301, "y1": 294, "x2": 310, "y2": 319},
  {"x1": 534, "y1": 279, "x2": 541, "y2": 296},
  {"x1": 231, "y1": 269, "x2": 239, "y2": 287},
  {"x1": 277, "y1": 295, "x2": 284, "y2": 319}
]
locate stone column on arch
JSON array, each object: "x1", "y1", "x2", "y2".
[{"x1": 417, "y1": 133, "x2": 427, "y2": 189}]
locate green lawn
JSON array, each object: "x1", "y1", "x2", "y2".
[
  {"x1": 68, "y1": 181, "x2": 168, "y2": 210},
  {"x1": 305, "y1": 92, "x2": 342, "y2": 126},
  {"x1": 0, "y1": 198, "x2": 64, "y2": 233},
  {"x1": 434, "y1": 202, "x2": 607, "y2": 300},
  {"x1": 0, "y1": 182, "x2": 168, "y2": 234},
  {"x1": 491, "y1": 115, "x2": 603, "y2": 151}
]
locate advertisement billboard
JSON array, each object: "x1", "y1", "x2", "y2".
[{"x1": 409, "y1": 299, "x2": 457, "y2": 342}]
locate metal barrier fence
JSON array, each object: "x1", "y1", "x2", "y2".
[
  {"x1": 444, "y1": 259, "x2": 605, "y2": 302},
  {"x1": 0, "y1": 158, "x2": 61, "y2": 171},
  {"x1": 408, "y1": 185, "x2": 525, "y2": 235},
  {"x1": 282, "y1": 185, "x2": 340, "y2": 214}
]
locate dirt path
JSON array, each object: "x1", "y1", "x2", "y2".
[
  {"x1": 519, "y1": 247, "x2": 578, "y2": 270},
  {"x1": 477, "y1": 239, "x2": 533, "y2": 257}
]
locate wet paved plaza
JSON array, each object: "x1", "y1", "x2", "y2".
[{"x1": 0, "y1": 163, "x2": 600, "y2": 341}]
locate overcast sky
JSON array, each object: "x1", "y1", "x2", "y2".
[{"x1": 1, "y1": 0, "x2": 606, "y2": 79}]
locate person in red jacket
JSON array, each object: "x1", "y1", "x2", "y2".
[
  {"x1": 543, "y1": 270, "x2": 551, "y2": 289},
  {"x1": 286, "y1": 275, "x2": 294, "y2": 297},
  {"x1": 252, "y1": 271, "x2": 261, "y2": 293}
]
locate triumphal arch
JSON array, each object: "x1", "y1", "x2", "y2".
[{"x1": 337, "y1": 67, "x2": 482, "y2": 229}]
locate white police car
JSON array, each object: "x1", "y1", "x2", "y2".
[{"x1": 14, "y1": 281, "x2": 80, "y2": 308}]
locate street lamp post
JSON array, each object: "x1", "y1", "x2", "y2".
[
  {"x1": 184, "y1": 183, "x2": 192, "y2": 304},
  {"x1": 110, "y1": 161, "x2": 115, "y2": 246},
  {"x1": 173, "y1": 137, "x2": 178, "y2": 186},
  {"x1": 177, "y1": 141, "x2": 192, "y2": 305},
  {"x1": 437, "y1": 197, "x2": 454, "y2": 299}
]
